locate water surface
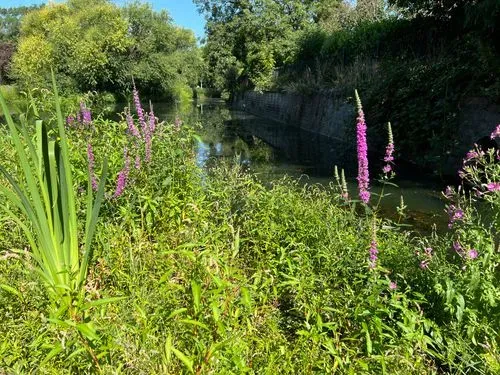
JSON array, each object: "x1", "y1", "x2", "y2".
[{"x1": 152, "y1": 99, "x2": 448, "y2": 232}]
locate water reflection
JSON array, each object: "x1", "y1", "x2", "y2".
[{"x1": 149, "y1": 99, "x2": 447, "y2": 231}]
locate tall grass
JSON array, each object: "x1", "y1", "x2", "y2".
[{"x1": 0, "y1": 85, "x2": 498, "y2": 372}]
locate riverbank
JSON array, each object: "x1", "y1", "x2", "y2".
[{"x1": 1, "y1": 91, "x2": 499, "y2": 373}]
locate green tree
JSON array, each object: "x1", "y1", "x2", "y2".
[
  {"x1": 11, "y1": 0, "x2": 201, "y2": 100},
  {"x1": 122, "y1": 1, "x2": 202, "y2": 100},
  {"x1": 12, "y1": 0, "x2": 130, "y2": 91},
  {"x1": 195, "y1": 0, "x2": 316, "y2": 92},
  {"x1": 0, "y1": 6, "x2": 43, "y2": 42}
]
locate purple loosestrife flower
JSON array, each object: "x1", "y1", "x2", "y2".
[
  {"x1": 490, "y1": 124, "x2": 500, "y2": 139},
  {"x1": 133, "y1": 85, "x2": 146, "y2": 133},
  {"x1": 389, "y1": 281, "x2": 397, "y2": 290},
  {"x1": 149, "y1": 104, "x2": 156, "y2": 134},
  {"x1": 126, "y1": 108, "x2": 141, "y2": 139},
  {"x1": 80, "y1": 102, "x2": 92, "y2": 125},
  {"x1": 354, "y1": 90, "x2": 370, "y2": 203},
  {"x1": 135, "y1": 154, "x2": 141, "y2": 170},
  {"x1": 86, "y1": 143, "x2": 98, "y2": 191},
  {"x1": 467, "y1": 249, "x2": 478, "y2": 260},
  {"x1": 453, "y1": 241, "x2": 466, "y2": 257},
  {"x1": 486, "y1": 182, "x2": 500, "y2": 192},
  {"x1": 66, "y1": 115, "x2": 75, "y2": 126},
  {"x1": 444, "y1": 186, "x2": 454, "y2": 200},
  {"x1": 113, "y1": 149, "x2": 131, "y2": 198},
  {"x1": 465, "y1": 150, "x2": 479, "y2": 161},
  {"x1": 382, "y1": 122, "x2": 395, "y2": 175},
  {"x1": 447, "y1": 205, "x2": 464, "y2": 228}
]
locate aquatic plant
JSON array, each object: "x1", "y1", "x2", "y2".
[
  {"x1": 383, "y1": 122, "x2": 394, "y2": 175},
  {"x1": 354, "y1": 90, "x2": 370, "y2": 204},
  {"x1": 113, "y1": 148, "x2": 130, "y2": 198}
]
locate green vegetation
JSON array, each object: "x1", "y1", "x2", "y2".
[
  {"x1": 198, "y1": 0, "x2": 499, "y2": 173},
  {"x1": 4, "y1": 0, "x2": 202, "y2": 101},
  {"x1": 1, "y1": 82, "x2": 499, "y2": 373},
  {"x1": 0, "y1": 1, "x2": 499, "y2": 373}
]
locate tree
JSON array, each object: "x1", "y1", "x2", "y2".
[
  {"x1": 12, "y1": 0, "x2": 130, "y2": 91},
  {"x1": 122, "y1": 1, "x2": 202, "y2": 99},
  {"x1": 11, "y1": 0, "x2": 201, "y2": 100},
  {"x1": 0, "y1": 6, "x2": 43, "y2": 42},
  {"x1": 0, "y1": 42, "x2": 14, "y2": 83},
  {"x1": 195, "y1": 0, "x2": 317, "y2": 92}
]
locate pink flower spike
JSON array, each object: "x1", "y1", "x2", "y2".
[
  {"x1": 490, "y1": 124, "x2": 500, "y2": 139},
  {"x1": 354, "y1": 90, "x2": 370, "y2": 203},
  {"x1": 486, "y1": 182, "x2": 500, "y2": 192}
]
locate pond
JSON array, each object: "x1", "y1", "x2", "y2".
[{"x1": 151, "y1": 99, "x2": 448, "y2": 233}]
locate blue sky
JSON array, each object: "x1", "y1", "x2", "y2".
[{"x1": 2, "y1": 0, "x2": 206, "y2": 39}]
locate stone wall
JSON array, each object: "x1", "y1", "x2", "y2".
[{"x1": 234, "y1": 91, "x2": 500, "y2": 177}]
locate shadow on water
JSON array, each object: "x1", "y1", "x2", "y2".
[{"x1": 145, "y1": 99, "x2": 448, "y2": 233}]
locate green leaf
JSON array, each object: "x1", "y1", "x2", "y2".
[
  {"x1": 82, "y1": 296, "x2": 127, "y2": 310},
  {"x1": 41, "y1": 343, "x2": 63, "y2": 366},
  {"x1": 171, "y1": 346, "x2": 194, "y2": 373},
  {"x1": 76, "y1": 322, "x2": 99, "y2": 342},
  {"x1": 0, "y1": 284, "x2": 23, "y2": 301},
  {"x1": 179, "y1": 319, "x2": 209, "y2": 330}
]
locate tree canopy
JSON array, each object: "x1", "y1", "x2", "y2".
[{"x1": 10, "y1": 0, "x2": 201, "y2": 100}]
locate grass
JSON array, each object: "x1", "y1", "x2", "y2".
[{"x1": 0, "y1": 90, "x2": 499, "y2": 373}]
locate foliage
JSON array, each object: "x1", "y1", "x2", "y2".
[
  {"x1": 0, "y1": 76, "x2": 112, "y2": 367},
  {"x1": 0, "y1": 85, "x2": 499, "y2": 372},
  {"x1": 196, "y1": 0, "x2": 318, "y2": 92},
  {"x1": 0, "y1": 5, "x2": 43, "y2": 42},
  {"x1": 10, "y1": 0, "x2": 201, "y2": 101},
  {"x1": 0, "y1": 42, "x2": 14, "y2": 83},
  {"x1": 274, "y1": 0, "x2": 499, "y2": 174},
  {"x1": 122, "y1": 1, "x2": 202, "y2": 101}
]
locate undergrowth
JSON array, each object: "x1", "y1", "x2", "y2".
[{"x1": 0, "y1": 93, "x2": 498, "y2": 373}]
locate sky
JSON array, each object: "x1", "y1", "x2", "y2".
[{"x1": 2, "y1": 0, "x2": 206, "y2": 39}]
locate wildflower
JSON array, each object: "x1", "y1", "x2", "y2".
[
  {"x1": 420, "y1": 260, "x2": 429, "y2": 269},
  {"x1": 113, "y1": 149, "x2": 131, "y2": 198},
  {"x1": 490, "y1": 124, "x2": 500, "y2": 139},
  {"x1": 66, "y1": 115, "x2": 75, "y2": 126},
  {"x1": 126, "y1": 108, "x2": 141, "y2": 139},
  {"x1": 354, "y1": 90, "x2": 370, "y2": 203},
  {"x1": 465, "y1": 150, "x2": 479, "y2": 161},
  {"x1": 467, "y1": 249, "x2": 478, "y2": 260},
  {"x1": 135, "y1": 154, "x2": 141, "y2": 170},
  {"x1": 389, "y1": 281, "x2": 397, "y2": 290},
  {"x1": 382, "y1": 122, "x2": 395, "y2": 175},
  {"x1": 80, "y1": 102, "x2": 91, "y2": 125},
  {"x1": 424, "y1": 247, "x2": 433, "y2": 256},
  {"x1": 486, "y1": 182, "x2": 500, "y2": 192},
  {"x1": 149, "y1": 104, "x2": 156, "y2": 134},
  {"x1": 453, "y1": 241, "x2": 464, "y2": 255},
  {"x1": 443, "y1": 186, "x2": 454, "y2": 200},
  {"x1": 341, "y1": 169, "x2": 349, "y2": 200},
  {"x1": 86, "y1": 143, "x2": 98, "y2": 191},
  {"x1": 133, "y1": 85, "x2": 146, "y2": 132},
  {"x1": 447, "y1": 205, "x2": 464, "y2": 228}
]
